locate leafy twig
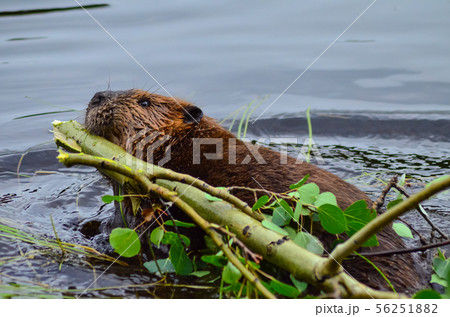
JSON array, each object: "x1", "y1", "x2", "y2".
[
  {"x1": 321, "y1": 175, "x2": 450, "y2": 275},
  {"x1": 57, "y1": 150, "x2": 276, "y2": 299},
  {"x1": 227, "y1": 186, "x2": 294, "y2": 202}
]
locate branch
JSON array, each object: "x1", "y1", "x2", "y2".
[
  {"x1": 321, "y1": 175, "x2": 450, "y2": 274},
  {"x1": 57, "y1": 150, "x2": 275, "y2": 299},
  {"x1": 53, "y1": 120, "x2": 408, "y2": 298},
  {"x1": 53, "y1": 121, "x2": 263, "y2": 222}
]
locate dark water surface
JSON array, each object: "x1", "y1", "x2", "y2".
[{"x1": 0, "y1": 1, "x2": 449, "y2": 298}]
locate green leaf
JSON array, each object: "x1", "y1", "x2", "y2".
[
  {"x1": 430, "y1": 274, "x2": 447, "y2": 288},
  {"x1": 222, "y1": 262, "x2": 242, "y2": 285},
  {"x1": 277, "y1": 199, "x2": 294, "y2": 217},
  {"x1": 201, "y1": 255, "x2": 228, "y2": 267},
  {"x1": 269, "y1": 279, "x2": 300, "y2": 298},
  {"x1": 312, "y1": 213, "x2": 320, "y2": 222},
  {"x1": 252, "y1": 195, "x2": 269, "y2": 211},
  {"x1": 447, "y1": 269, "x2": 450, "y2": 299},
  {"x1": 163, "y1": 220, "x2": 196, "y2": 228},
  {"x1": 283, "y1": 226, "x2": 297, "y2": 240},
  {"x1": 272, "y1": 207, "x2": 291, "y2": 226},
  {"x1": 205, "y1": 187, "x2": 227, "y2": 201},
  {"x1": 437, "y1": 248, "x2": 446, "y2": 260},
  {"x1": 190, "y1": 270, "x2": 210, "y2": 277},
  {"x1": 314, "y1": 192, "x2": 338, "y2": 208},
  {"x1": 293, "y1": 201, "x2": 309, "y2": 222},
  {"x1": 169, "y1": 240, "x2": 193, "y2": 275},
  {"x1": 143, "y1": 258, "x2": 175, "y2": 274},
  {"x1": 318, "y1": 204, "x2": 347, "y2": 234},
  {"x1": 261, "y1": 220, "x2": 289, "y2": 236},
  {"x1": 412, "y1": 289, "x2": 442, "y2": 299},
  {"x1": 161, "y1": 231, "x2": 191, "y2": 247},
  {"x1": 289, "y1": 274, "x2": 308, "y2": 293},
  {"x1": 392, "y1": 222, "x2": 413, "y2": 239},
  {"x1": 205, "y1": 193, "x2": 222, "y2": 202},
  {"x1": 287, "y1": 191, "x2": 300, "y2": 198},
  {"x1": 344, "y1": 200, "x2": 375, "y2": 224},
  {"x1": 297, "y1": 183, "x2": 320, "y2": 205},
  {"x1": 161, "y1": 232, "x2": 185, "y2": 245},
  {"x1": 346, "y1": 221, "x2": 379, "y2": 247},
  {"x1": 150, "y1": 227, "x2": 164, "y2": 248},
  {"x1": 396, "y1": 173, "x2": 406, "y2": 200},
  {"x1": 292, "y1": 232, "x2": 324, "y2": 255},
  {"x1": 222, "y1": 282, "x2": 242, "y2": 293},
  {"x1": 246, "y1": 260, "x2": 261, "y2": 270},
  {"x1": 387, "y1": 198, "x2": 403, "y2": 209},
  {"x1": 418, "y1": 204, "x2": 429, "y2": 217},
  {"x1": 433, "y1": 256, "x2": 450, "y2": 279},
  {"x1": 289, "y1": 174, "x2": 310, "y2": 189},
  {"x1": 109, "y1": 228, "x2": 141, "y2": 257},
  {"x1": 102, "y1": 195, "x2": 124, "y2": 204}
]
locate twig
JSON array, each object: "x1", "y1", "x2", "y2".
[
  {"x1": 372, "y1": 175, "x2": 398, "y2": 212},
  {"x1": 227, "y1": 186, "x2": 294, "y2": 202},
  {"x1": 357, "y1": 239, "x2": 450, "y2": 257}
]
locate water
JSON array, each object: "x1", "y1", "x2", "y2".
[{"x1": 0, "y1": 0, "x2": 449, "y2": 298}]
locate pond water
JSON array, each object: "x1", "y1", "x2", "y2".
[{"x1": 0, "y1": 0, "x2": 449, "y2": 298}]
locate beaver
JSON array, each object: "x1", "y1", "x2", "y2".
[{"x1": 85, "y1": 89, "x2": 424, "y2": 293}]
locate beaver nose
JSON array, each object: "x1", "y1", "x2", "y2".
[{"x1": 89, "y1": 91, "x2": 115, "y2": 108}]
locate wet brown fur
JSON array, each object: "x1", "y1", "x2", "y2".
[{"x1": 85, "y1": 89, "x2": 425, "y2": 293}]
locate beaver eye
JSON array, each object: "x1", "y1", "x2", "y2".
[{"x1": 138, "y1": 99, "x2": 150, "y2": 107}]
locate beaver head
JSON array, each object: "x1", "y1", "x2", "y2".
[{"x1": 85, "y1": 89, "x2": 204, "y2": 150}]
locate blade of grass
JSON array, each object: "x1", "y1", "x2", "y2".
[
  {"x1": 242, "y1": 96, "x2": 268, "y2": 139},
  {"x1": 237, "y1": 100, "x2": 254, "y2": 139},
  {"x1": 219, "y1": 104, "x2": 248, "y2": 125},
  {"x1": 14, "y1": 110, "x2": 78, "y2": 120},
  {"x1": 50, "y1": 215, "x2": 65, "y2": 255},
  {"x1": 306, "y1": 107, "x2": 312, "y2": 163}
]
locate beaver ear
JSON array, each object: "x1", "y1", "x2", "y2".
[{"x1": 183, "y1": 105, "x2": 203, "y2": 124}]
